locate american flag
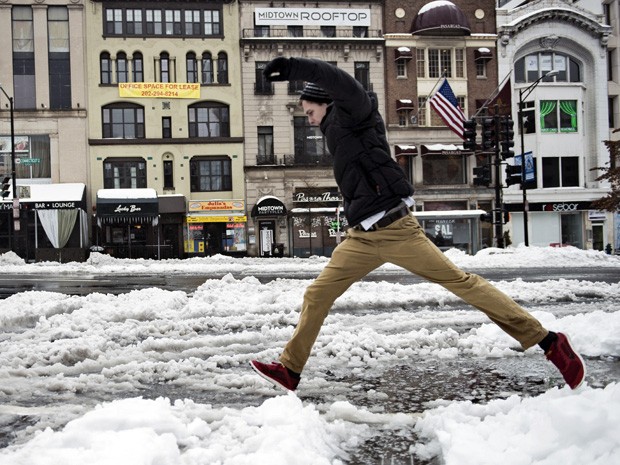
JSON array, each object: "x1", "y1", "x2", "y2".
[{"x1": 429, "y1": 79, "x2": 466, "y2": 139}]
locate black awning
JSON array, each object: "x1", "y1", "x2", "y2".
[
  {"x1": 475, "y1": 48, "x2": 493, "y2": 61},
  {"x1": 251, "y1": 196, "x2": 287, "y2": 217},
  {"x1": 395, "y1": 47, "x2": 413, "y2": 61},
  {"x1": 96, "y1": 196, "x2": 158, "y2": 224},
  {"x1": 396, "y1": 99, "x2": 415, "y2": 111},
  {"x1": 395, "y1": 145, "x2": 418, "y2": 156}
]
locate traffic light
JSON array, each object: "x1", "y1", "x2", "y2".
[
  {"x1": 505, "y1": 164, "x2": 522, "y2": 186},
  {"x1": 473, "y1": 164, "x2": 491, "y2": 187},
  {"x1": 463, "y1": 118, "x2": 477, "y2": 152},
  {"x1": 481, "y1": 117, "x2": 496, "y2": 151},
  {"x1": 500, "y1": 116, "x2": 515, "y2": 160},
  {"x1": 1, "y1": 176, "x2": 10, "y2": 198}
]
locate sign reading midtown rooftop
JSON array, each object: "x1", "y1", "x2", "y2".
[
  {"x1": 119, "y1": 83, "x2": 200, "y2": 99},
  {"x1": 254, "y1": 8, "x2": 371, "y2": 26}
]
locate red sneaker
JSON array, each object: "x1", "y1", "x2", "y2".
[
  {"x1": 250, "y1": 360, "x2": 300, "y2": 392},
  {"x1": 545, "y1": 332, "x2": 586, "y2": 389}
]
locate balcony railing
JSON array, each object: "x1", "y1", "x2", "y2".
[
  {"x1": 243, "y1": 28, "x2": 382, "y2": 39},
  {"x1": 254, "y1": 154, "x2": 334, "y2": 167}
]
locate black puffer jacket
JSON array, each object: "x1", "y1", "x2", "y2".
[{"x1": 288, "y1": 58, "x2": 414, "y2": 226}]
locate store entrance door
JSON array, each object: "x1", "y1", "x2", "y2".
[{"x1": 258, "y1": 220, "x2": 276, "y2": 257}]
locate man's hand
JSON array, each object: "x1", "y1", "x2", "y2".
[{"x1": 263, "y1": 57, "x2": 291, "y2": 82}]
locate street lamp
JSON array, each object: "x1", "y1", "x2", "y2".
[
  {"x1": 0, "y1": 84, "x2": 17, "y2": 250},
  {"x1": 517, "y1": 69, "x2": 559, "y2": 246}
]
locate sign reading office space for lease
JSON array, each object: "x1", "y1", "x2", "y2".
[
  {"x1": 119, "y1": 83, "x2": 200, "y2": 99},
  {"x1": 255, "y1": 8, "x2": 371, "y2": 26}
]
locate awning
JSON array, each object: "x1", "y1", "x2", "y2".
[
  {"x1": 396, "y1": 99, "x2": 415, "y2": 111},
  {"x1": 395, "y1": 47, "x2": 413, "y2": 61},
  {"x1": 96, "y1": 188, "x2": 159, "y2": 224},
  {"x1": 251, "y1": 195, "x2": 287, "y2": 216},
  {"x1": 421, "y1": 144, "x2": 464, "y2": 155},
  {"x1": 395, "y1": 145, "x2": 417, "y2": 156},
  {"x1": 159, "y1": 194, "x2": 186, "y2": 214},
  {"x1": 1, "y1": 183, "x2": 86, "y2": 210},
  {"x1": 475, "y1": 47, "x2": 493, "y2": 61}
]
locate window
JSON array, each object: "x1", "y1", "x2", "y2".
[
  {"x1": 165, "y1": 10, "x2": 181, "y2": 35},
  {"x1": 476, "y1": 60, "x2": 487, "y2": 78},
  {"x1": 288, "y1": 26, "x2": 303, "y2": 37},
  {"x1": 254, "y1": 23, "x2": 269, "y2": 37},
  {"x1": 204, "y1": 9, "x2": 221, "y2": 35},
  {"x1": 288, "y1": 79, "x2": 305, "y2": 95},
  {"x1": 162, "y1": 117, "x2": 172, "y2": 138},
  {"x1": 321, "y1": 26, "x2": 336, "y2": 37},
  {"x1": 116, "y1": 52, "x2": 128, "y2": 83},
  {"x1": 159, "y1": 52, "x2": 170, "y2": 83},
  {"x1": 185, "y1": 10, "x2": 201, "y2": 35},
  {"x1": 186, "y1": 52, "x2": 198, "y2": 83},
  {"x1": 354, "y1": 62, "x2": 370, "y2": 91},
  {"x1": 417, "y1": 97, "x2": 427, "y2": 126},
  {"x1": 102, "y1": 103, "x2": 145, "y2": 139},
  {"x1": 422, "y1": 153, "x2": 466, "y2": 185},
  {"x1": 105, "y1": 8, "x2": 123, "y2": 35},
  {"x1": 217, "y1": 52, "x2": 228, "y2": 84},
  {"x1": 515, "y1": 53, "x2": 581, "y2": 83},
  {"x1": 294, "y1": 116, "x2": 330, "y2": 165},
  {"x1": 416, "y1": 49, "x2": 426, "y2": 78},
  {"x1": 132, "y1": 52, "x2": 143, "y2": 82},
  {"x1": 396, "y1": 59, "x2": 407, "y2": 78},
  {"x1": 542, "y1": 156, "x2": 579, "y2": 188},
  {"x1": 455, "y1": 49, "x2": 464, "y2": 77},
  {"x1": 12, "y1": 6, "x2": 35, "y2": 109},
  {"x1": 126, "y1": 9, "x2": 143, "y2": 35},
  {"x1": 0, "y1": 135, "x2": 51, "y2": 179},
  {"x1": 189, "y1": 157, "x2": 232, "y2": 192},
  {"x1": 100, "y1": 52, "x2": 112, "y2": 84},
  {"x1": 163, "y1": 160, "x2": 174, "y2": 189},
  {"x1": 48, "y1": 6, "x2": 71, "y2": 109},
  {"x1": 201, "y1": 52, "x2": 213, "y2": 84},
  {"x1": 540, "y1": 100, "x2": 578, "y2": 133},
  {"x1": 188, "y1": 102, "x2": 230, "y2": 138},
  {"x1": 608, "y1": 50, "x2": 614, "y2": 82},
  {"x1": 609, "y1": 97, "x2": 615, "y2": 129},
  {"x1": 353, "y1": 26, "x2": 368, "y2": 38},
  {"x1": 145, "y1": 9, "x2": 163, "y2": 35},
  {"x1": 103, "y1": 158, "x2": 147, "y2": 189},
  {"x1": 429, "y1": 49, "x2": 452, "y2": 78},
  {"x1": 257, "y1": 126, "x2": 274, "y2": 165},
  {"x1": 255, "y1": 62, "x2": 273, "y2": 95},
  {"x1": 521, "y1": 101, "x2": 536, "y2": 134}
]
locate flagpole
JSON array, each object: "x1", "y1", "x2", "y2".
[
  {"x1": 472, "y1": 68, "x2": 513, "y2": 118},
  {"x1": 411, "y1": 69, "x2": 447, "y2": 124}
]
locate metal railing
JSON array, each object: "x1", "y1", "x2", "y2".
[{"x1": 243, "y1": 28, "x2": 382, "y2": 39}]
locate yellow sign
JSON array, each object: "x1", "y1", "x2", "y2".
[
  {"x1": 119, "y1": 82, "x2": 200, "y2": 99},
  {"x1": 187, "y1": 215, "x2": 247, "y2": 223},
  {"x1": 188, "y1": 200, "x2": 245, "y2": 212}
]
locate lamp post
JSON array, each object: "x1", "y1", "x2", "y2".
[
  {"x1": 0, "y1": 84, "x2": 17, "y2": 250},
  {"x1": 517, "y1": 69, "x2": 558, "y2": 246}
]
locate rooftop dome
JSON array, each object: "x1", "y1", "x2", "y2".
[{"x1": 411, "y1": 0, "x2": 471, "y2": 36}]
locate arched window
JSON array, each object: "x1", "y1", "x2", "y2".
[
  {"x1": 116, "y1": 52, "x2": 128, "y2": 83},
  {"x1": 217, "y1": 51, "x2": 228, "y2": 84},
  {"x1": 515, "y1": 52, "x2": 582, "y2": 83},
  {"x1": 186, "y1": 52, "x2": 198, "y2": 83},
  {"x1": 100, "y1": 51, "x2": 112, "y2": 84},
  {"x1": 102, "y1": 102, "x2": 145, "y2": 139},
  {"x1": 201, "y1": 52, "x2": 213, "y2": 84},
  {"x1": 160, "y1": 51, "x2": 170, "y2": 82},
  {"x1": 132, "y1": 52, "x2": 143, "y2": 82},
  {"x1": 188, "y1": 101, "x2": 229, "y2": 138}
]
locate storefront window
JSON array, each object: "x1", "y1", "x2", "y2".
[{"x1": 0, "y1": 135, "x2": 51, "y2": 180}]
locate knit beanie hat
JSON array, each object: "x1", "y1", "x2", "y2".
[{"x1": 300, "y1": 82, "x2": 332, "y2": 104}]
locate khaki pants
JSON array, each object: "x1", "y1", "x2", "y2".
[{"x1": 280, "y1": 214, "x2": 548, "y2": 373}]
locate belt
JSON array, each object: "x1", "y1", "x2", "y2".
[{"x1": 352, "y1": 204, "x2": 411, "y2": 232}]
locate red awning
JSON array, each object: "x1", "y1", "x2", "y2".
[
  {"x1": 396, "y1": 99, "x2": 415, "y2": 111},
  {"x1": 395, "y1": 47, "x2": 413, "y2": 61},
  {"x1": 475, "y1": 47, "x2": 493, "y2": 61},
  {"x1": 395, "y1": 145, "x2": 417, "y2": 156}
]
